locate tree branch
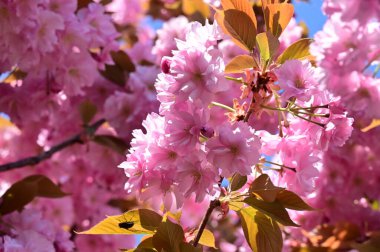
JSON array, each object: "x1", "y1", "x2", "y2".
[
  {"x1": 193, "y1": 199, "x2": 220, "y2": 247},
  {"x1": 0, "y1": 119, "x2": 106, "y2": 173}
]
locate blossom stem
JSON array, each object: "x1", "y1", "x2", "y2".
[
  {"x1": 264, "y1": 160, "x2": 297, "y2": 173},
  {"x1": 291, "y1": 112, "x2": 325, "y2": 127},
  {"x1": 0, "y1": 119, "x2": 106, "y2": 173},
  {"x1": 193, "y1": 199, "x2": 220, "y2": 247},
  {"x1": 209, "y1": 102, "x2": 235, "y2": 112}
]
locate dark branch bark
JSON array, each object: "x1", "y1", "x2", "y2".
[
  {"x1": 193, "y1": 199, "x2": 220, "y2": 247},
  {"x1": 0, "y1": 119, "x2": 106, "y2": 173}
]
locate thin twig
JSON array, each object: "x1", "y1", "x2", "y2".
[
  {"x1": 193, "y1": 199, "x2": 220, "y2": 247},
  {"x1": 0, "y1": 119, "x2": 106, "y2": 173}
]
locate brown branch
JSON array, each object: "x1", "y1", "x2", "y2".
[
  {"x1": 193, "y1": 199, "x2": 220, "y2": 247},
  {"x1": 0, "y1": 119, "x2": 106, "y2": 173}
]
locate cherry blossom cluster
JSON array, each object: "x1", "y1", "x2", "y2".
[
  {"x1": 286, "y1": 0, "x2": 380, "y2": 245},
  {"x1": 121, "y1": 12, "x2": 353, "y2": 218},
  {"x1": 0, "y1": 209, "x2": 73, "y2": 251},
  {"x1": 0, "y1": 0, "x2": 156, "y2": 251}
]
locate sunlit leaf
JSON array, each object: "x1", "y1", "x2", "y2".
[
  {"x1": 221, "y1": 0, "x2": 257, "y2": 29},
  {"x1": 182, "y1": 0, "x2": 210, "y2": 18},
  {"x1": 193, "y1": 229, "x2": 216, "y2": 248},
  {"x1": 277, "y1": 38, "x2": 314, "y2": 64},
  {"x1": 79, "y1": 100, "x2": 97, "y2": 125},
  {"x1": 78, "y1": 209, "x2": 162, "y2": 235},
  {"x1": 225, "y1": 55, "x2": 258, "y2": 74},
  {"x1": 93, "y1": 135, "x2": 129, "y2": 155},
  {"x1": 361, "y1": 119, "x2": 380, "y2": 132},
  {"x1": 0, "y1": 117, "x2": 15, "y2": 128},
  {"x1": 229, "y1": 200, "x2": 244, "y2": 211},
  {"x1": 275, "y1": 190, "x2": 314, "y2": 211},
  {"x1": 152, "y1": 219, "x2": 184, "y2": 252},
  {"x1": 244, "y1": 196, "x2": 299, "y2": 226},
  {"x1": 2, "y1": 68, "x2": 27, "y2": 83},
  {"x1": 0, "y1": 175, "x2": 67, "y2": 215},
  {"x1": 215, "y1": 9, "x2": 256, "y2": 51},
  {"x1": 249, "y1": 174, "x2": 284, "y2": 202},
  {"x1": 239, "y1": 207, "x2": 282, "y2": 252},
  {"x1": 256, "y1": 31, "x2": 280, "y2": 69},
  {"x1": 262, "y1": 1, "x2": 294, "y2": 38}
]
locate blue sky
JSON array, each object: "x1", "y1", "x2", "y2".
[{"x1": 294, "y1": 0, "x2": 326, "y2": 36}]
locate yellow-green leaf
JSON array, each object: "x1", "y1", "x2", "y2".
[
  {"x1": 362, "y1": 119, "x2": 380, "y2": 132},
  {"x1": 244, "y1": 197, "x2": 299, "y2": 226},
  {"x1": 78, "y1": 209, "x2": 162, "y2": 235},
  {"x1": 152, "y1": 220, "x2": 184, "y2": 252},
  {"x1": 256, "y1": 31, "x2": 280, "y2": 69},
  {"x1": 277, "y1": 38, "x2": 314, "y2": 64},
  {"x1": 216, "y1": 9, "x2": 256, "y2": 51},
  {"x1": 194, "y1": 229, "x2": 216, "y2": 248},
  {"x1": 275, "y1": 190, "x2": 314, "y2": 211},
  {"x1": 262, "y1": 1, "x2": 294, "y2": 38},
  {"x1": 225, "y1": 55, "x2": 258, "y2": 73},
  {"x1": 182, "y1": 0, "x2": 210, "y2": 18},
  {"x1": 229, "y1": 200, "x2": 244, "y2": 211},
  {"x1": 221, "y1": 0, "x2": 257, "y2": 30},
  {"x1": 249, "y1": 174, "x2": 284, "y2": 202},
  {"x1": 2, "y1": 68, "x2": 27, "y2": 83},
  {"x1": 79, "y1": 100, "x2": 97, "y2": 124},
  {"x1": 239, "y1": 207, "x2": 282, "y2": 252}
]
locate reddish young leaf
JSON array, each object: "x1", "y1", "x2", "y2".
[
  {"x1": 261, "y1": 1, "x2": 294, "y2": 38},
  {"x1": 221, "y1": 0, "x2": 257, "y2": 30},
  {"x1": 216, "y1": 9, "x2": 257, "y2": 51},
  {"x1": 225, "y1": 55, "x2": 258, "y2": 73}
]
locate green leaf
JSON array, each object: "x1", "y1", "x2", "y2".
[
  {"x1": 262, "y1": 1, "x2": 294, "y2": 38},
  {"x1": 256, "y1": 31, "x2": 280, "y2": 69},
  {"x1": 225, "y1": 55, "x2": 258, "y2": 74},
  {"x1": 244, "y1": 197, "x2": 299, "y2": 226},
  {"x1": 277, "y1": 38, "x2": 314, "y2": 64},
  {"x1": 78, "y1": 209, "x2": 163, "y2": 235},
  {"x1": 152, "y1": 220, "x2": 185, "y2": 252},
  {"x1": 249, "y1": 174, "x2": 284, "y2": 202},
  {"x1": 93, "y1": 135, "x2": 129, "y2": 155},
  {"x1": 216, "y1": 9, "x2": 257, "y2": 51},
  {"x1": 79, "y1": 100, "x2": 97, "y2": 125},
  {"x1": 193, "y1": 229, "x2": 216, "y2": 248},
  {"x1": 239, "y1": 207, "x2": 282, "y2": 252},
  {"x1": 275, "y1": 190, "x2": 314, "y2": 211},
  {"x1": 0, "y1": 175, "x2": 67, "y2": 215}
]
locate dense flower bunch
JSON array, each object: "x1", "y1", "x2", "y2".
[
  {"x1": 289, "y1": 0, "x2": 380, "y2": 236},
  {"x1": 0, "y1": 0, "x2": 379, "y2": 251}
]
